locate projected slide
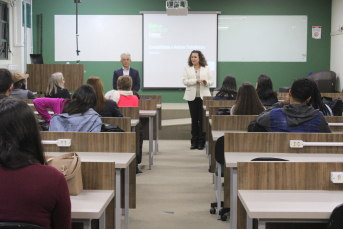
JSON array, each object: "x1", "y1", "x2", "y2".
[{"x1": 143, "y1": 14, "x2": 218, "y2": 89}]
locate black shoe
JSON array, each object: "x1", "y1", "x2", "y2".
[
  {"x1": 198, "y1": 145, "x2": 204, "y2": 150},
  {"x1": 136, "y1": 165, "x2": 143, "y2": 174},
  {"x1": 190, "y1": 144, "x2": 198, "y2": 150}
]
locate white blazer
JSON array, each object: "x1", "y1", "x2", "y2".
[{"x1": 182, "y1": 65, "x2": 214, "y2": 101}]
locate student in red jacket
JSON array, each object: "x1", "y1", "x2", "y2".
[
  {"x1": 105, "y1": 75, "x2": 139, "y2": 107},
  {"x1": 0, "y1": 97, "x2": 71, "y2": 229}
]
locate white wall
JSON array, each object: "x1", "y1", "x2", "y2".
[
  {"x1": 331, "y1": 0, "x2": 343, "y2": 91},
  {"x1": 0, "y1": 0, "x2": 32, "y2": 73}
]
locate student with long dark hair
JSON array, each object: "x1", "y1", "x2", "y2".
[
  {"x1": 256, "y1": 74, "x2": 278, "y2": 106},
  {"x1": 305, "y1": 78, "x2": 333, "y2": 116},
  {"x1": 86, "y1": 76, "x2": 123, "y2": 117},
  {"x1": 231, "y1": 82, "x2": 265, "y2": 115},
  {"x1": 212, "y1": 74, "x2": 237, "y2": 100},
  {"x1": 0, "y1": 97, "x2": 71, "y2": 229},
  {"x1": 34, "y1": 84, "x2": 102, "y2": 132}
]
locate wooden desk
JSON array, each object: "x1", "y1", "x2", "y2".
[
  {"x1": 47, "y1": 152, "x2": 134, "y2": 229},
  {"x1": 139, "y1": 110, "x2": 157, "y2": 170},
  {"x1": 238, "y1": 190, "x2": 342, "y2": 229},
  {"x1": 131, "y1": 119, "x2": 139, "y2": 130},
  {"x1": 139, "y1": 95, "x2": 162, "y2": 155},
  {"x1": 71, "y1": 190, "x2": 114, "y2": 229},
  {"x1": 225, "y1": 153, "x2": 343, "y2": 229},
  {"x1": 208, "y1": 115, "x2": 257, "y2": 173},
  {"x1": 212, "y1": 130, "x2": 246, "y2": 141}
]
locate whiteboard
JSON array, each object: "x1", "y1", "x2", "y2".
[
  {"x1": 218, "y1": 15, "x2": 308, "y2": 62},
  {"x1": 54, "y1": 15, "x2": 142, "y2": 61}
]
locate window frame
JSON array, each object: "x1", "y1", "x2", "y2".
[{"x1": 0, "y1": 1, "x2": 9, "y2": 60}]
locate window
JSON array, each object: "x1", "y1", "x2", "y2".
[
  {"x1": 22, "y1": 2, "x2": 30, "y2": 28},
  {"x1": 0, "y1": 1, "x2": 8, "y2": 60}
]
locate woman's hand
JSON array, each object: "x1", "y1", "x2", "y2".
[{"x1": 197, "y1": 79, "x2": 207, "y2": 84}]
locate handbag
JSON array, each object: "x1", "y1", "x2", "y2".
[{"x1": 47, "y1": 152, "x2": 83, "y2": 195}]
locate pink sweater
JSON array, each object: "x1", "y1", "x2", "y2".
[{"x1": 33, "y1": 98, "x2": 67, "y2": 123}]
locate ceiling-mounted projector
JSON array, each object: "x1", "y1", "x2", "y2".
[{"x1": 166, "y1": 0, "x2": 188, "y2": 16}]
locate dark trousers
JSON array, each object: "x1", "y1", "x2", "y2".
[{"x1": 188, "y1": 97, "x2": 205, "y2": 146}]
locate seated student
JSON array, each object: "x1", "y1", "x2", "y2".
[
  {"x1": 231, "y1": 82, "x2": 265, "y2": 115},
  {"x1": 256, "y1": 74, "x2": 278, "y2": 106},
  {"x1": 45, "y1": 72, "x2": 71, "y2": 99},
  {"x1": 10, "y1": 72, "x2": 36, "y2": 99},
  {"x1": 0, "y1": 97, "x2": 71, "y2": 229},
  {"x1": 34, "y1": 84, "x2": 102, "y2": 132},
  {"x1": 86, "y1": 76, "x2": 123, "y2": 117},
  {"x1": 105, "y1": 76, "x2": 142, "y2": 173},
  {"x1": 105, "y1": 75, "x2": 139, "y2": 107},
  {"x1": 250, "y1": 78, "x2": 331, "y2": 133},
  {"x1": 212, "y1": 74, "x2": 237, "y2": 100},
  {"x1": 306, "y1": 78, "x2": 333, "y2": 116},
  {"x1": 0, "y1": 68, "x2": 13, "y2": 99}
]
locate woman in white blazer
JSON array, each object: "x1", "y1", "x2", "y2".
[{"x1": 183, "y1": 50, "x2": 213, "y2": 150}]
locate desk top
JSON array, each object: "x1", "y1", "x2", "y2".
[
  {"x1": 212, "y1": 130, "x2": 246, "y2": 141},
  {"x1": 225, "y1": 152, "x2": 343, "y2": 167},
  {"x1": 131, "y1": 119, "x2": 139, "y2": 127},
  {"x1": 45, "y1": 152, "x2": 135, "y2": 168},
  {"x1": 139, "y1": 110, "x2": 157, "y2": 117},
  {"x1": 157, "y1": 104, "x2": 162, "y2": 109},
  {"x1": 238, "y1": 190, "x2": 343, "y2": 219},
  {"x1": 71, "y1": 190, "x2": 114, "y2": 219}
]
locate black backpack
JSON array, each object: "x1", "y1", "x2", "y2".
[
  {"x1": 100, "y1": 123, "x2": 125, "y2": 132},
  {"x1": 322, "y1": 97, "x2": 342, "y2": 116},
  {"x1": 216, "y1": 108, "x2": 230, "y2": 115}
]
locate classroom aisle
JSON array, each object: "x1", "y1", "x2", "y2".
[{"x1": 125, "y1": 140, "x2": 229, "y2": 229}]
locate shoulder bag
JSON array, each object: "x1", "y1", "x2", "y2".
[{"x1": 47, "y1": 152, "x2": 83, "y2": 195}]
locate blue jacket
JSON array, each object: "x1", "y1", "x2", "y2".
[
  {"x1": 270, "y1": 108, "x2": 321, "y2": 132},
  {"x1": 50, "y1": 108, "x2": 102, "y2": 132},
  {"x1": 113, "y1": 67, "x2": 140, "y2": 92},
  {"x1": 253, "y1": 102, "x2": 331, "y2": 133}
]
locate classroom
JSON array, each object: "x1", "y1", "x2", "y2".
[{"x1": 0, "y1": 0, "x2": 343, "y2": 229}]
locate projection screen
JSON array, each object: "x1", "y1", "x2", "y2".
[{"x1": 143, "y1": 13, "x2": 218, "y2": 89}]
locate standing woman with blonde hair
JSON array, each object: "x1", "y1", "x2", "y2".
[
  {"x1": 86, "y1": 76, "x2": 123, "y2": 117},
  {"x1": 183, "y1": 50, "x2": 213, "y2": 150},
  {"x1": 45, "y1": 72, "x2": 71, "y2": 99}
]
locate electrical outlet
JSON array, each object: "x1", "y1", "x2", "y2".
[
  {"x1": 290, "y1": 140, "x2": 304, "y2": 148},
  {"x1": 331, "y1": 172, "x2": 343, "y2": 183},
  {"x1": 57, "y1": 139, "x2": 71, "y2": 147}
]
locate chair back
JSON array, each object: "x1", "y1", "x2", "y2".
[
  {"x1": 309, "y1": 70, "x2": 336, "y2": 93},
  {"x1": 214, "y1": 136, "x2": 225, "y2": 166},
  {"x1": 327, "y1": 203, "x2": 343, "y2": 229},
  {"x1": 251, "y1": 157, "x2": 288, "y2": 161},
  {"x1": 0, "y1": 222, "x2": 44, "y2": 229}
]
